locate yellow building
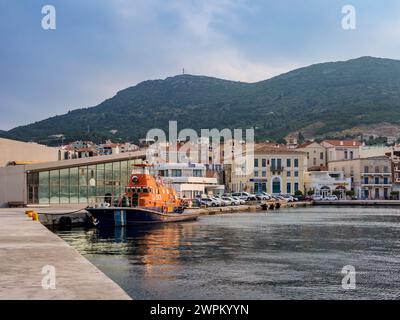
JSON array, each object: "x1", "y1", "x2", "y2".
[
  {"x1": 228, "y1": 144, "x2": 306, "y2": 194},
  {"x1": 296, "y1": 141, "x2": 327, "y2": 170}
]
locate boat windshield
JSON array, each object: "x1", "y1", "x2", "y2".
[{"x1": 131, "y1": 166, "x2": 151, "y2": 175}]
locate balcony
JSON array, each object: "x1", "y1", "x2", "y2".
[
  {"x1": 361, "y1": 183, "x2": 392, "y2": 187},
  {"x1": 361, "y1": 172, "x2": 391, "y2": 176},
  {"x1": 270, "y1": 166, "x2": 284, "y2": 172}
]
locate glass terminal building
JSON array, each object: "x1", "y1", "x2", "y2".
[{"x1": 0, "y1": 151, "x2": 146, "y2": 207}]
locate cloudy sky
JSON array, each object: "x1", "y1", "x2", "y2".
[{"x1": 1, "y1": 0, "x2": 400, "y2": 130}]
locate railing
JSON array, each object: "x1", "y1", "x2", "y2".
[{"x1": 270, "y1": 166, "x2": 284, "y2": 172}]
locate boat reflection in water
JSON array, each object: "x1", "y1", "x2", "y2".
[{"x1": 91, "y1": 222, "x2": 198, "y2": 274}]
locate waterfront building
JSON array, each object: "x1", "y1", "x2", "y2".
[
  {"x1": 296, "y1": 141, "x2": 327, "y2": 170},
  {"x1": 0, "y1": 150, "x2": 146, "y2": 207},
  {"x1": 304, "y1": 171, "x2": 351, "y2": 198},
  {"x1": 383, "y1": 145, "x2": 400, "y2": 198},
  {"x1": 321, "y1": 140, "x2": 362, "y2": 162},
  {"x1": 153, "y1": 162, "x2": 224, "y2": 198},
  {"x1": 0, "y1": 138, "x2": 61, "y2": 167},
  {"x1": 228, "y1": 144, "x2": 306, "y2": 194},
  {"x1": 359, "y1": 145, "x2": 391, "y2": 158},
  {"x1": 328, "y1": 156, "x2": 392, "y2": 200}
]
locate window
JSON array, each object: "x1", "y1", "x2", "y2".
[
  {"x1": 344, "y1": 151, "x2": 348, "y2": 159},
  {"x1": 320, "y1": 152, "x2": 324, "y2": 160},
  {"x1": 384, "y1": 177, "x2": 389, "y2": 184},
  {"x1": 262, "y1": 171, "x2": 267, "y2": 177},
  {"x1": 364, "y1": 166, "x2": 369, "y2": 173},
  {"x1": 294, "y1": 158, "x2": 299, "y2": 168},
  {"x1": 287, "y1": 183, "x2": 292, "y2": 194},
  {"x1": 171, "y1": 169, "x2": 182, "y2": 177},
  {"x1": 262, "y1": 159, "x2": 267, "y2": 168},
  {"x1": 287, "y1": 171, "x2": 291, "y2": 177},
  {"x1": 294, "y1": 171, "x2": 299, "y2": 177},
  {"x1": 384, "y1": 166, "x2": 389, "y2": 173},
  {"x1": 375, "y1": 177, "x2": 380, "y2": 184},
  {"x1": 350, "y1": 151, "x2": 354, "y2": 159},
  {"x1": 193, "y1": 169, "x2": 203, "y2": 177},
  {"x1": 294, "y1": 183, "x2": 299, "y2": 192},
  {"x1": 254, "y1": 159, "x2": 259, "y2": 167},
  {"x1": 286, "y1": 159, "x2": 291, "y2": 167},
  {"x1": 375, "y1": 166, "x2": 380, "y2": 173},
  {"x1": 277, "y1": 159, "x2": 282, "y2": 169},
  {"x1": 254, "y1": 171, "x2": 259, "y2": 177},
  {"x1": 364, "y1": 177, "x2": 369, "y2": 184}
]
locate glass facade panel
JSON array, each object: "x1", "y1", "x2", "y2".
[
  {"x1": 49, "y1": 170, "x2": 60, "y2": 204},
  {"x1": 79, "y1": 167, "x2": 88, "y2": 203},
  {"x1": 88, "y1": 165, "x2": 97, "y2": 204},
  {"x1": 113, "y1": 161, "x2": 121, "y2": 198},
  {"x1": 120, "y1": 161, "x2": 128, "y2": 189},
  {"x1": 60, "y1": 169, "x2": 69, "y2": 204},
  {"x1": 70, "y1": 167, "x2": 79, "y2": 204},
  {"x1": 39, "y1": 171, "x2": 49, "y2": 204},
  {"x1": 96, "y1": 164, "x2": 105, "y2": 202}
]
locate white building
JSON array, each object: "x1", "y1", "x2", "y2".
[
  {"x1": 153, "y1": 163, "x2": 224, "y2": 199},
  {"x1": 304, "y1": 171, "x2": 351, "y2": 198},
  {"x1": 322, "y1": 140, "x2": 361, "y2": 162}
]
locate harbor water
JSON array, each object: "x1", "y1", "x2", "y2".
[{"x1": 56, "y1": 206, "x2": 400, "y2": 299}]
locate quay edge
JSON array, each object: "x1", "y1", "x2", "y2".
[{"x1": 0, "y1": 208, "x2": 131, "y2": 300}]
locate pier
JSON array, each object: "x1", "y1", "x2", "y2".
[{"x1": 0, "y1": 208, "x2": 131, "y2": 300}]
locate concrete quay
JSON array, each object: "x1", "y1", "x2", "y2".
[
  {"x1": 314, "y1": 200, "x2": 400, "y2": 206},
  {"x1": 0, "y1": 208, "x2": 131, "y2": 300}
]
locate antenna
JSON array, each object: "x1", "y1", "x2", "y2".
[{"x1": 182, "y1": 68, "x2": 185, "y2": 75}]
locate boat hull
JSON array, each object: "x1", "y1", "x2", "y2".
[{"x1": 86, "y1": 207, "x2": 198, "y2": 227}]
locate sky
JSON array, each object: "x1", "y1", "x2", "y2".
[{"x1": 1, "y1": 0, "x2": 400, "y2": 130}]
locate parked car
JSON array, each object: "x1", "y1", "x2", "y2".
[
  {"x1": 256, "y1": 192, "x2": 270, "y2": 200},
  {"x1": 191, "y1": 198, "x2": 201, "y2": 207},
  {"x1": 232, "y1": 196, "x2": 246, "y2": 205},
  {"x1": 213, "y1": 196, "x2": 230, "y2": 206},
  {"x1": 279, "y1": 194, "x2": 296, "y2": 202},
  {"x1": 222, "y1": 196, "x2": 240, "y2": 206},
  {"x1": 324, "y1": 195, "x2": 338, "y2": 201},
  {"x1": 231, "y1": 192, "x2": 257, "y2": 201},
  {"x1": 200, "y1": 198, "x2": 218, "y2": 207},
  {"x1": 312, "y1": 194, "x2": 323, "y2": 201}
]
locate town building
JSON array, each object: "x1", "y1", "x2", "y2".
[
  {"x1": 228, "y1": 144, "x2": 306, "y2": 194},
  {"x1": 383, "y1": 145, "x2": 400, "y2": 198},
  {"x1": 359, "y1": 145, "x2": 391, "y2": 158},
  {"x1": 296, "y1": 141, "x2": 327, "y2": 170},
  {"x1": 153, "y1": 162, "x2": 224, "y2": 199},
  {"x1": 328, "y1": 156, "x2": 392, "y2": 200},
  {"x1": 304, "y1": 171, "x2": 351, "y2": 198},
  {"x1": 322, "y1": 140, "x2": 362, "y2": 162}
]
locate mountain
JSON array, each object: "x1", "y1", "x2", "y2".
[{"x1": 5, "y1": 56, "x2": 400, "y2": 145}]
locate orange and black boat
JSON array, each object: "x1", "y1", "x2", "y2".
[{"x1": 86, "y1": 164, "x2": 198, "y2": 227}]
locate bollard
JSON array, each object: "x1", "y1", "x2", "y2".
[{"x1": 31, "y1": 211, "x2": 39, "y2": 221}]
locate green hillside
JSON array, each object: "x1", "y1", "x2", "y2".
[{"x1": 6, "y1": 56, "x2": 400, "y2": 145}]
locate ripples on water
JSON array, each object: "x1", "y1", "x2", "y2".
[{"x1": 56, "y1": 206, "x2": 400, "y2": 300}]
